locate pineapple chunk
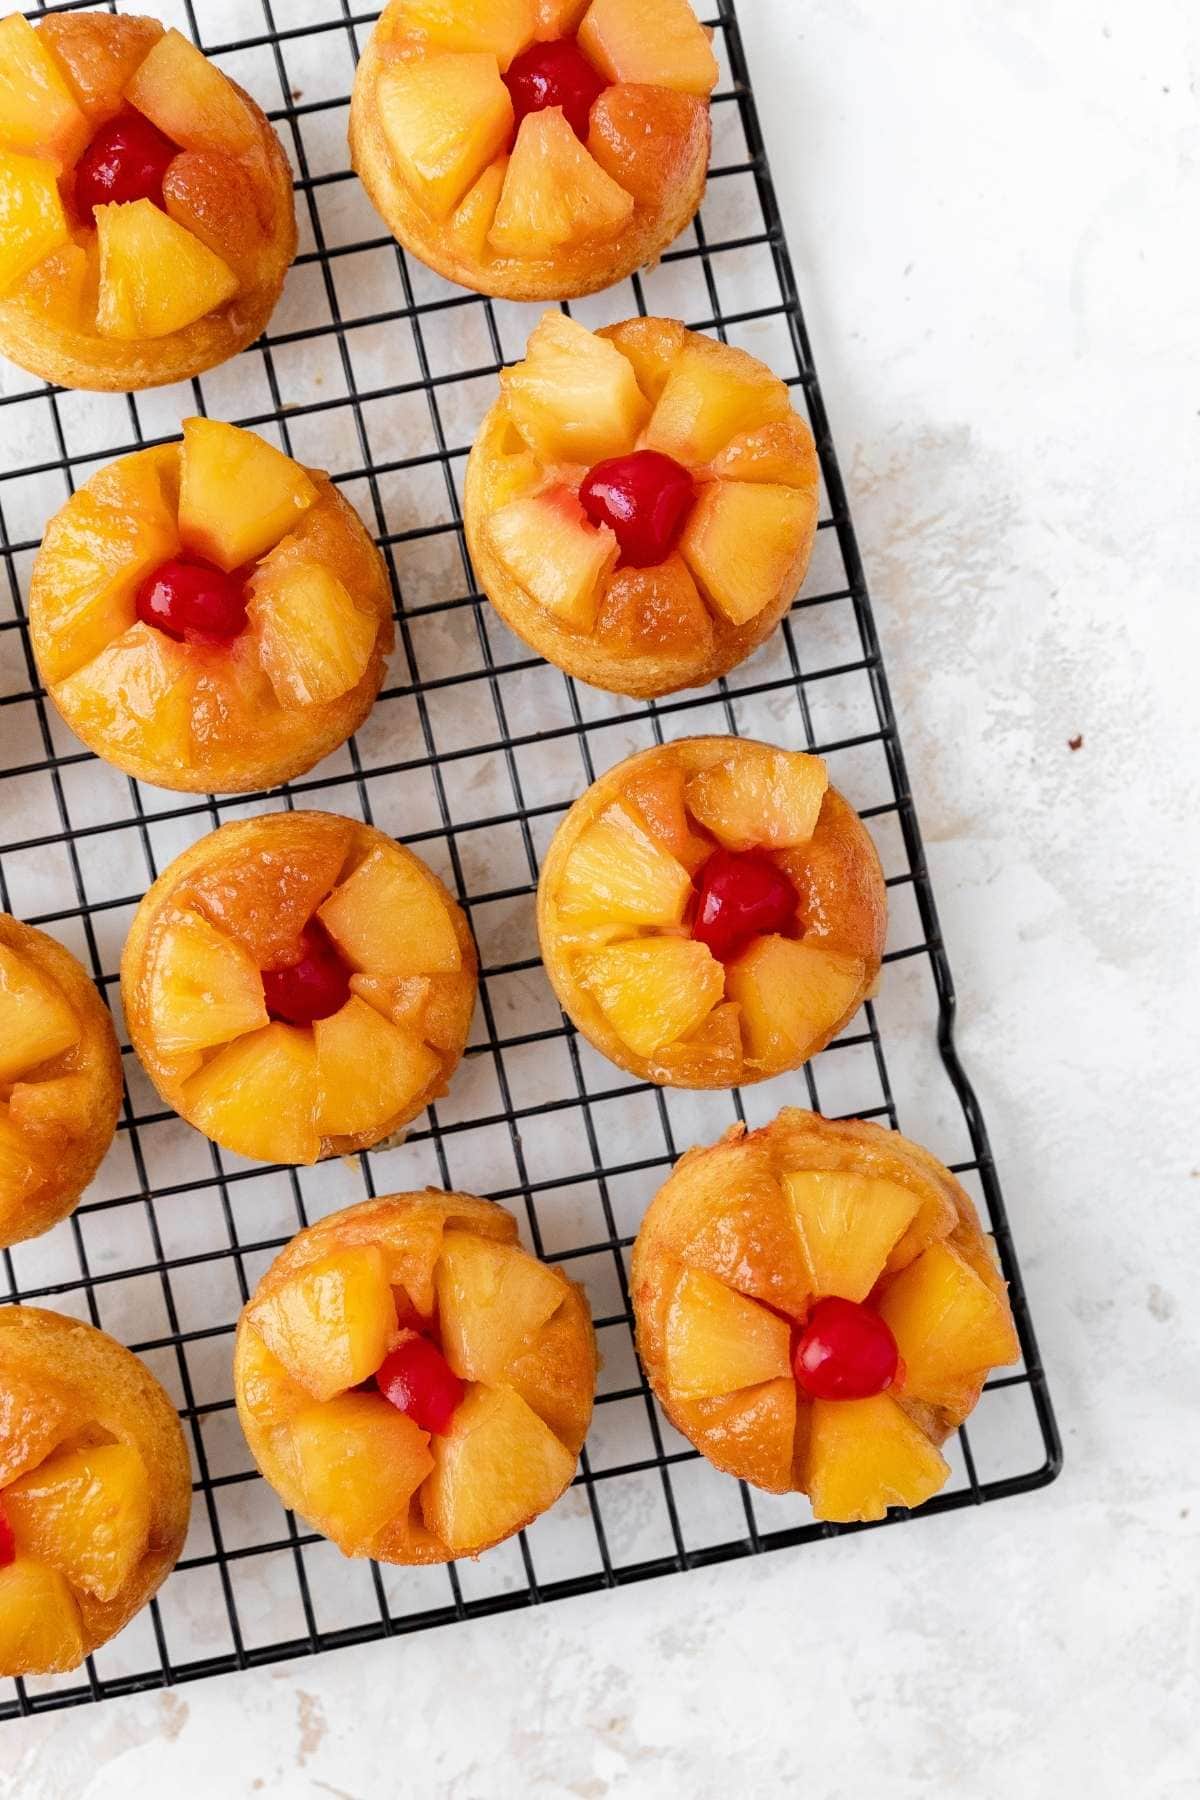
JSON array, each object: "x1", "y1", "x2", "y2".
[
  {"x1": 179, "y1": 419, "x2": 319, "y2": 574},
  {"x1": 351, "y1": 973, "x2": 466, "y2": 1055},
  {"x1": 313, "y1": 997, "x2": 440, "y2": 1138},
  {"x1": 286, "y1": 1394, "x2": 433, "y2": 1547},
  {"x1": 676, "y1": 1377, "x2": 798, "y2": 1494},
  {"x1": 448, "y1": 154, "x2": 507, "y2": 262},
  {"x1": 653, "y1": 999, "x2": 744, "y2": 1085},
  {"x1": 587, "y1": 82, "x2": 710, "y2": 209},
  {"x1": 0, "y1": 150, "x2": 70, "y2": 298},
  {"x1": 500, "y1": 311, "x2": 650, "y2": 465},
  {"x1": 8, "y1": 1073, "x2": 89, "y2": 1143},
  {"x1": 188, "y1": 815, "x2": 352, "y2": 971},
  {"x1": 684, "y1": 748, "x2": 827, "y2": 851},
  {"x1": 125, "y1": 28, "x2": 257, "y2": 158},
  {"x1": 0, "y1": 1109, "x2": 38, "y2": 1217},
  {"x1": 656, "y1": 1137, "x2": 810, "y2": 1317},
  {"x1": 0, "y1": 946, "x2": 79, "y2": 1083},
  {"x1": 725, "y1": 935, "x2": 866, "y2": 1064},
  {"x1": 665, "y1": 1267, "x2": 791, "y2": 1400},
  {"x1": 436, "y1": 1231, "x2": 564, "y2": 1385},
  {"x1": 711, "y1": 418, "x2": 818, "y2": 488},
  {"x1": 0, "y1": 16, "x2": 89, "y2": 168},
  {"x1": 148, "y1": 910, "x2": 268, "y2": 1058},
  {"x1": 423, "y1": 1383, "x2": 575, "y2": 1555},
  {"x1": 0, "y1": 1559, "x2": 84, "y2": 1676},
  {"x1": 578, "y1": 0, "x2": 719, "y2": 95},
  {"x1": 503, "y1": 1294, "x2": 594, "y2": 1451},
  {"x1": 163, "y1": 151, "x2": 270, "y2": 285},
  {"x1": 806, "y1": 1394, "x2": 949, "y2": 1522},
  {"x1": 182, "y1": 1021, "x2": 321, "y2": 1166},
  {"x1": 4, "y1": 1443, "x2": 151, "y2": 1602},
  {"x1": 645, "y1": 338, "x2": 791, "y2": 467},
  {"x1": 782, "y1": 1171, "x2": 920, "y2": 1304},
  {"x1": 250, "y1": 1244, "x2": 396, "y2": 1402},
  {"x1": 680, "y1": 479, "x2": 811, "y2": 625},
  {"x1": 486, "y1": 488, "x2": 618, "y2": 631},
  {"x1": 597, "y1": 316, "x2": 686, "y2": 404},
  {"x1": 95, "y1": 200, "x2": 239, "y2": 341},
  {"x1": 250, "y1": 562, "x2": 377, "y2": 707},
  {"x1": 318, "y1": 846, "x2": 462, "y2": 976},
  {"x1": 620, "y1": 760, "x2": 711, "y2": 874},
  {"x1": 557, "y1": 803, "x2": 693, "y2": 927},
  {"x1": 6, "y1": 237, "x2": 97, "y2": 331},
  {"x1": 876, "y1": 1240, "x2": 1019, "y2": 1402},
  {"x1": 56, "y1": 622, "x2": 196, "y2": 778},
  {"x1": 377, "y1": 52, "x2": 513, "y2": 220},
  {"x1": 38, "y1": 15, "x2": 164, "y2": 125},
  {"x1": 488, "y1": 108, "x2": 634, "y2": 259},
  {"x1": 236, "y1": 1328, "x2": 311, "y2": 1432},
  {"x1": 577, "y1": 938, "x2": 724, "y2": 1058},
  {"x1": 594, "y1": 558, "x2": 715, "y2": 658},
  {"x1": 384, "y1": 0, "x2": 536, "y2": 69}
]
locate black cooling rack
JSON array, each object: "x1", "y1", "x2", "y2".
[{"x1": 0, "y1": 0, "x2": 1060, "y2": 1719}]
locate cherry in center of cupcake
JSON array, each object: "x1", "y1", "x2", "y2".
[
  {"x1": 376, "y1": 1331, "x2": 464, "y2": 1436},
  {"x1": 579, "y1": 450, "x2": 697, "y2": 568},
  {"x1": 503, "y1": 38, "x2": 608, "y2": 143},
  {"x1": 691, "y1": 847, "x2": 798, "y2": 961},
  {"x1": 136, "y1": 556, "x2": 249, "y2": 645},
  {"x1": 74, "y1": 110, "x2": 179, "y2": 216},
  {"x1": 261, "y1": 922, "x2": 352, "y2": 1025},
  {"x1": 793, "y1": 1297, "x2": 901, "y2": 1401}
]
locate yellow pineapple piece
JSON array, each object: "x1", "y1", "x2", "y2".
[
  {"x1": 711, "y1": 418, "x2": 818, "y2": 488},
  {"x1": 182, "y1": 1020, "x2": 321, "y2": 1165},
  {"x1": 0, "y1": 946, "x2": 79, "y2": 1083},
  {"x1": 318, "y1": 846, "x2": 462, "y2": 976},
  {"x1": 587, "y1": 83, "x2": 709, "y2": 210},
  {"x1": 805, "y1": 1394, "x2": 949, "y2": 1522},
  {"x1": 621, "y1": 762, "x2": 711, "y2": 874},
  {"x1": 250, "y1": 1244, "x2": 396, "y2": 1402},
  {"x1": 598, "y1": 316, "x2": 687, "y2": 405},
  {"x1": 422, "y1": 1383, "x2": 575, "y2": 1556},
  {"x1": 0, "y1": 16, "x2": 89, "y2": 168},
  {"x1": 782, "y1": 1171, "x2": 920, "y2": 1304},
  {"x1": 384, "y1": 0, "x2": 536, "y2": 69},
  {"x1": 501, "y1": 311, "x2": 650, "y2": 465},
  {"x1": 0, "y1": 1559, "x2": 84, "y2": 1676},
  {"x1": 655, "y1": 1136, "x2": 810, "y2": 1317},
  {"x1": 680, "y1": 479, "x2": 811, "y2": 625},
  {"x1": 95, "y1": 200, "x2": 240, "y2": 341},
  {"x1": 179, "y1": 419, "x2": 318, "y2": 574},
  {"x1": 4, "y1": 1443, "x2": 150, "y2": 1602},
  {"x1": 578, "y1": 0, "x2": 719, "y2": 95},
  {"x1": 486, "y1": 487, "x2": 618, "y2": 631},
  {"x1": 187, "y1": 815, "x2": 353, "y2": 971},
  {"x1": 665, "y1": 1266, "x2": 791, "y2": 1400},
  {"x1": 725, "y1": 935, "x2": 866, "y2": 1065},
  {"x1": 877, "y1": 1240, "x2": 1019, "y2": 1403},
  {"x1": 594, "y1": 557, "x2": 715, "y2": 659},
  {"x1": 448, "y1": 154, "x2": 507, "y2": 262},
  {"x1": 676, "y1": 1377, "x2": 798, "y2": 1494},
  {"x1": 236, "y1": 1329, "x2": 311, "y2": 1432},
  {"x1": 55, "y1": 622, "x2": 196, "y2": 779},
  {"x1": 436, "y1": 1231, "x2": 564, "y2": 1384},
  {"x1": 250, "y1": 562, "x2": 377, "y2": 707},
  {"x1": 313, "y1": 997, "x2": 440, "y2": 1138},
  {"x1": 577, "y1": 937, "x2": 724, "y2": 1058},
  {"x1": 286, "y1": 1394, "x2": 433, "y2": 1548},
  {"x1": 378, "y1": 52, "x2": 513, "y2": 220},
  {"x1": 557, "y1": 803, "x2": 692, "y2": 927},
  {"x1": 0, "y1": 149, "x2": 70, "y2": 298},
  {"x1": 125, "y1": 28, "x2": 257, "y2": 158},
  {"x1": 7, "y1": 237, "x2": 96, "y2": 331},
  {"x1": 684, "y1": 748, "x2": 827, "y2": 851},
  {"x1": 38, "y1": 15, "x2": 164, "y2": 125},
  {"x1": 645, "y1": 338, "x2": 791, "y2": 466},
  {"x1": 488, "y1": 108, "x2": 634, "y2": 259},
  {"x1": 148, "y1": 909, "x2": 268, "y2": 1058}
]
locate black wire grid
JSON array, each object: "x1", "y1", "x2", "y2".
[{"x1": 0, "y1": 0, "x2": 1060, "y2": 1719}]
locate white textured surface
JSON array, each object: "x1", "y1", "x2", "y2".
[{"x1": 3, "y1": 0, "x2": 1199, "y2": 1793}]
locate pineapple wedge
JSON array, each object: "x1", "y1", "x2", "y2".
[
  {"x1": 782, "y1": 1170, "x2": 920, "y2": 1304},
  {"x1": 577, "y1": 937, "x2": 724, "y2": 1058},
  {"x1": 423, "y1": 1383, "x2": 575, "y2": 1556},
  {"x1": 182, "y1": 1020, "x2": 321, "y2": 1165},
  {"x1": 250, "y1": 562, "x2": 378, "y2": 707},
  {"x1": 250, "y1": 1244, "x2": 396, "y2": 1402},
  {"x1": 125, "y1": 28, "x2": 257, "y2": 158},
  {"x1": 378, "y1": 52, "x2": 513, "y2": 219},
  {"x1": 680, "y1": 479, "x2": 812, "y2": 626},
  {"x1": 0, "y1": 945, "x2": 79, "y2": 1083},
  {"x1": 577, "y1": 0, "x2": 720, "y2": 95},
  {"x1": 318, "y1": 847, "x2": 462, "y2": 976},
  {"x1": 148, "y1": 910, "x2": 268, "y2": 1058},
  {"x1": 806, "y1": 1394, "x2": 949, "y2": 1522},
  {"x1": 383, "y1": 0, "x2": 536, "y2": 70},
  {"x1": 556, "y1": 803, "x2": 693, "y2": 928},
  {"x1": 486, "y1": 488, "x2": 618, "y2": 631},
  {"x1": 313, "y1": 997, "x2": 440, "y2": 1138},
  {"x1": 287, "y1": 1394, "x2": 433, "y2": 1548},
  {"x1": 95, "y1": 201, "x2": 240, "y2": 341},
  {"x1": 0, "y1": 1560, "x2": 84, "y2": 1676},
  {"x1": 178, "y1": 419, "x2": 318, "y2": 574},
  {"x1": 0, "y1": 16, "x2": 90, "y2": 168},
  {"x1": 500, "y1": 311, "x2": 650, "y2": 465},
  {"x1": 644, "y1": 338, "x2": 791, "y2": 466},
  {"x1": 56, "y1": 622, "x2": 196, "y2": 779},
  {"x1": 876, "y1": 1240, "x2": 1019, "y2": 1401},
  {"x1": 597, "y1": 316, "x2": 686, "y2": 404},
  {"x1": 3, "y1": 1442, "x2": 151, "y2": 1602},
  {"x1": 725, "y1": 935, "x2": 866, "y2": 1064},
  {"x1": 488, "y1": 108, "x2": 634, "y2": 260},
  {"x1": 0, "y1": 149, "x2": 71, "y2": 298},
  {"x1": 436, "y1": 1231, "x2": 565, "y2": 1385},
  {"x1": 38, "y1": 15, "x2": 165, "y2": 126},
  {"x1": 665, "y1": 1267, "x2": 792, "y2": 1400},
  {"x1": 684, "y1": 748, "x2": 827, "y2": 851}
]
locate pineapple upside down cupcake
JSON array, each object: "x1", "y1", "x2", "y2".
[
  {"x1": 537, "y1": 739, "x2": 886, "y2": 1088},
  {"x1": 235, "y1": 1191, "x2": 595, "y2": 1561},
  {"x1": 0, "y1": 914, "x2": 122, "y2": 1249},
  {"x1": 0, "y1": 15, "x2": 295, "y2": 391},
  {"x1": 121, "y1": 812, "x2": 477, "y2": 1168},
  {"x1": 31, "y1": 419, "x2": 394, "y2": 795},
  {"x1": 350, "y1": 0, "x2": 717, "y2": 301},
  {"x1": 465, "y1": 313, "x2": 819, "y2": 697},
  {"x1": 632, "y1": 1109, "x2": 1021, "y2": 1522},
  {"x1": 0, "y1": 1307, "x2": 191, "y2": 1676}
]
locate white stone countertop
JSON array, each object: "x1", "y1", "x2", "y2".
[{"x1": 2, "y1": 0, "x2": 1197, "y2": 1793}]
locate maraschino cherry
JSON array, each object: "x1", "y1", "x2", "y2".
[
  {"x1": 579, "y1": 450, "x2": 696, "y2": 568},
  {"x1": 504, "y1": 38, "x2": 608, "y2": 143},
  {"x1": 0, "y1": 1500, "x2": 14, "y2": 1570},
  {"x1": 793, "y1": 1296, "x2": 902, "y2": 1401},
  {"x1": 261, "y1": 923, "x2": 352, "y2": 1026},
  {"x1": 74, "y1": 111, "x2": 179, "y2": 217},
  {"x1": 376, "y1": 1333, "x2": 464, "y2": 1435},
  {"x1": 691, "y1": 847, "x2": 798, "y2": 961},
  {"x1": 136, "y1": 558, "x2": 249, "y2": 645}
]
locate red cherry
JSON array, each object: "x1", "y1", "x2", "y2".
[
  {"x1": 793, "y1": 1297, "x2": 901, "y2": 1401},
  {"x1": 261, "y1": 923, "x2": 352, "y2": 1026},
  {"x1": 692, "y1": 847, "x2": 798, "y2": 961},
  {"x1": 74, "y1": 111, "x2": 179, "y2": 217},
  {"x1": 579, "y1": 450, "x2": 697, "y2": 569},
  {"x1": 136, "y1": 557, "x2": 249, "y2": 645},
  {"x1": 0, "y1": 1502, "x2": 14, "y2": 1570},
  {"x1": 504, "y1": 37, "x2": 608, "y2": 142},
  {"x1": 376, "y1": 1334, "x2": 464, "y2": 1436}
]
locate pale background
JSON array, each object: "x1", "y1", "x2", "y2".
[{"x1": 2, "y1": 0, "x2": 1198, "y2": 1793}]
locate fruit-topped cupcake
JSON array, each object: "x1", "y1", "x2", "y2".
[
  {"x1": 632, "y1": 1109, "x2": 1021, "y2": 1521},
  {"x1": 0, "y1": 913, "x2": 122, "y2": 1249},
  {"x1": 31, "y1": 419, "x2": 394, "y2": 795},
  {"x1": 235, "y1": 1191, "x2": 596, "y2": 1561},
  {"x1": 349, "y1": 0, "x2": 718, "y2": 300},
  {"x1": 0, "y1": 1307, "x2": 190, "y2": 1677},
  {"x1": 537, "y1": 739, "x2": 886, "y2": 1088},
  {"x1": 121, "y1": 812, "x2": 478, "y2": 1167},
  {"x1": 0, "y1": 15, "x2": 296, "y2": 390},
  {"x1": 465, "y1": 313, "x2": 820, "y2": 697}
]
